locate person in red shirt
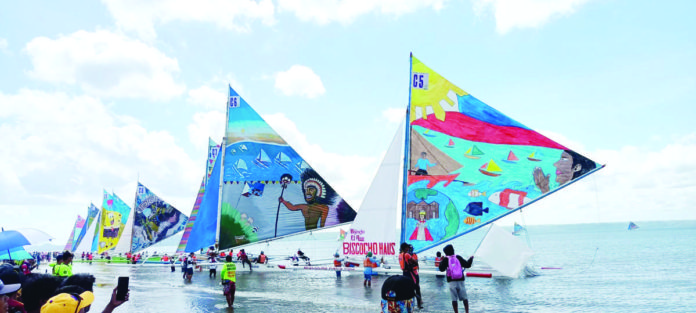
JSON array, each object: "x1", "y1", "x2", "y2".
[{"x1": 399, "y1": 243, "x2": 422, "y2": 309}]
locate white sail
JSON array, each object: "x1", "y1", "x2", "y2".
[
  {"x1": 474, "y1": 224, "x2": 534, "y2": 278},
  {"x1": 75, "y1": 210, "x2": 100, "y2": 253},
  {"x1": 342, "y1": 121, "x2": 404, "y2": 257},
  {"x1": 113, "y1": 207, "x2": 135, "y2": 253}
]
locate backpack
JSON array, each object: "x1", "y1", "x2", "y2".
[{"x1": 446, "y1": 255, "x2": 464, "y2": 280}]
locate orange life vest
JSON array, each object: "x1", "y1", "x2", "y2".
[
  {"x1": 434, "y1": 257, "x2": 442, "y2": 267},
  {"x1": 258, "y1": 254, "x2": 266, "y2": 263},
  {"x1": 334, "y1": 259, "x2": 342, "y2": 267},
  {"x1": 364, "y1": 257, "x2": 376, "y2": 268}
]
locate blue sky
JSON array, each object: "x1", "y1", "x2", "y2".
[{"x1": 1, "y1": 0, "x2": 694, "y2": 243}]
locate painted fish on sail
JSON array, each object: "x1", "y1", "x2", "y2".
[{"x1": 404, "y1": 55, "x2": 603, "y2": 253}]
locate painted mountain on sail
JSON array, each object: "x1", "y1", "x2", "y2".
[
  {"x1": 189, "y1": 86, "x2": 357, "y2": 251},
  {"x1": 131, "y1": 183, "x2": 189, "y2": 253},
  {"x1": 404, "y1": 55, "x2": 602, "y2": 253}
]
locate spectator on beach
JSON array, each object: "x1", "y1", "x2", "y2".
[
  {"x1": 256, "y1": 252, "x2": 267, "y2": 264},
  {"x1": 363, "y1": 252, "x2": 381, "y2": 287},
  {"x1": 49, "y1": 275, "x2": 128, "y2": 313},
  {"x1": 49, "y1": 256, "x2": 62, "y2": 276},
  {"x1": 399, "y1": 243, "x2": 422, "y2": 309},
  {"x1": 20, "y1": 274, "x2": 62, "y2": 313},
  {"x1": 185, "y1": 254, "x2": 195, "y2": 281},
  {"x1": 220, "y1": 255, "x2": 237, "y2": 308},
  {"x1": 1, "y1": 277, "x2": 22, "y2": 313},
  {"x1": 0, "y1": 269, "x2": 24, "y2": 313},
  {"x1": 56, "y1": 252, "x2": 73, "y2": 277},
  {"x1": 438, "y1": 244, "x2": 474, "y2": 313},
  {"x1": 434, "y1": 251, "x2": 443, "y2": 267},
  {"x1": 380, "y1": 275, "x2": 417, "y2": 313},
  {"x1": 333, "y1": 253, "x2": 343, "y2": 278},
  {"x1": 208, "y1": 257, "x2": 218, "y2": 279}
]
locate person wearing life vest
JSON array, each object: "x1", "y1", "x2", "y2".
[
  {"x1": 333, "y1": 253, "x2": 344, "y2": 278},
  {"x1": 438, "y1": 244, "x2": 474, "y2": 313},
  {"x1": 220, "y1": 255, "x2": 237, "y2": 308},
  {"x1": 399, "y1": 243, "x2": 422, "y2": 309},
  {"x1": 363, "y1": 251, "x2": 381, "y2": 287},
  {"x1": 256, "y1": 251, "x2": 267, "y2": 264},
  {"x1": 434, "y1": 251, "x2": 443, "y2": 267}
]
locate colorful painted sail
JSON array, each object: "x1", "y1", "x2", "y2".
[
  {"x1": 131, "y1": 183, "x2": 189, "y2": 253},
  {"x1": 464, "y1": 145, "x2": 484, "y2": 159},
  {"x1": 396, "y1": 55, "x2": 602, "y2": 254},
  {"x1": 217, "y1": 85, "x2": 357, "y2": 250},
  {"x1": 73, "y1": 204, "x2": 100, "y2": 251},
  {"x1": 502, "y1": 151, "x2": 519, "y2": 163},
  {"x1": 512, "y1": 222, "x2": 526, "y2": 236},
  {"x1": 628, "y1": 221, "x2": 639, "y2": 230},
  {"x1": 64, "y1": 215, "x2": 86, "y2": 252},
  {"x1": 177, "y1": 139, "x2": 220, "y2": 253},
  {"x1": 184, "y1": 146, "x2": 222, "y2": 253},
  {"x1": 76, "y1": 209, "x2": 100, "y2": 253},
  {"x1": 95, "y1": 191, "x2": 132, "y2": 254}
]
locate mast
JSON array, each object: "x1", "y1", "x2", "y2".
[
  {"x1": 215, "y1": 86, "x2": 231, "y2": 247},
  {"x1": 400, "y1": 52, "x2": 413, "y2": 244}
]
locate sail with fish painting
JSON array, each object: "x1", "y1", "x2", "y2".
[
  {"x1": 342, "y1": 54, "x2": 604, "y2": 258},
  {"x1": 183, "y1": 85, "x2": 358, "y2": 253}
]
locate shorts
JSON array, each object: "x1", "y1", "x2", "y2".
[
  {"x1": 223, "y1": 281, "x2": 236, "y2": 296},
  {"x1": 186, "y1": 268, "x2": 194, "y2": 275},
  {"x1": 380, "y1": 298, "x2": 414, "y2": 313},
  {"x1": 364, "y1": 273, "x2": 372, "y2": 281},
  {"x1": 448, "y1": 280, "x2": 467, "y2": 301}
]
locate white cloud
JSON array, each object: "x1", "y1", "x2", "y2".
[
  {"x1": 381, "y1": 107, "x2": 406, "y2": 124},
  {"x1": 0, "y1": 38, "x2": 8, "y2": 52},
  {"x1": 187, "y1": 85, "x2": 227, "y2": 110},
  {"x1": 274, "y1": 65, "x2": 326, "y2": 98},
  {"x1": 277, "y1": 0, "x2": 447, "y2": 25},
  {"x1": 102, "y1": 0, "x2": 276, "y2": 40},
  {"x1": 0, "y1": 89, "x2": 201, "y2": 241},
  {"x1": 187, "y1": 110, "x2": 226, "y2": 152},
  {"x1": 264, "y1": 113, "x2": 376, "y2": 207},
  {"x1": 472, "y1": 0, "x2": 592, "y2": 34},
  {"x1": 24, "y1": 30, "x2": 185, "y2": 101}
]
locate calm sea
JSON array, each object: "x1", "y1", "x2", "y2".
[{"x1": 39, "y1": 220, "x2": 696, "y2": 312}]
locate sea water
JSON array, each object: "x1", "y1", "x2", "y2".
[{"x1": 44, "y1": 220, "x2": 696, "y2": 312}]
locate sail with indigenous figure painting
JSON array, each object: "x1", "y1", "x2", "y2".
[
  {"x1": 342, "y1": 54, "x2": 604, "y2": 258},
  {"x1": 184, "y1": 86, "x2": 358, "y2": 253}
]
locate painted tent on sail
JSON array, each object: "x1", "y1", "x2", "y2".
[
  {"x1": 217, "y1": 86, "x2": 357, "y2": 250},
  {"x1": 73, "y1": 204, "x2": 99, "y2": 251},
  {"x1": 177, "y1": 139, "x2": 220, "y2": 253},
  {"x1": 403, "y1": 55, "x2": 603, "y2": 253},
  {"x1": 95, "y1": 191, "x2": 132, "y2": 254},
  {"x1": 131, "y1": 183, "x2": 188, "y2": 253}
]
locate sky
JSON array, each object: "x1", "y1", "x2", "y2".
[{"x1": 1, "y1": 0, "x2": 695, "y2": 245}]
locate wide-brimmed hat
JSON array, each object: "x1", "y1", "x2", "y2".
[
  {"x1": 41, "y1": 291, "x2": 95, "y2": 313},
  {"x1": 0, "y1": 278, "x2": 20, "y2": 295}
]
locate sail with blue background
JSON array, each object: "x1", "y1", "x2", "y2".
[
  {"x1": 184, "y1": 146, "x2": 222, "y2": 253},
  {"x1": 177, "y1": 139, "x2": 220, "y2": 253},
  {"x1": 95, "y1": 191, "x2": 132, "y2": 254},
  {"x1": 218, "y1": 85, "x2": 357, "y2": 250},
  {"x1": 132, "y1": 182, "x2": 189, "y2": 253},
  {"x1": 403, "y1": 55, "x2": 603, "y2": 253},
  {"x1": 628, "y1": 222, "x2": 639, "y2": 230},
  {"x1": 73, "y1": 203, "x2": 100, "y2": 251}
]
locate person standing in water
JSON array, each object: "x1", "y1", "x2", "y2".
[{"x1": 221, "y1": 255, "x2": 237, "y2": 308}]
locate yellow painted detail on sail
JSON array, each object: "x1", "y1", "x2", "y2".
[
  {"x1": 486, "y1": 159, "x2": 502, "y2": 172},
  {"x1": 410, "y1": 56, "x2": 468, "y2": 123}
]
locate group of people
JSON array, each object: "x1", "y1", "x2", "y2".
[{"x1": 0, "y1": 254, "x2": 128, "y2": 313}]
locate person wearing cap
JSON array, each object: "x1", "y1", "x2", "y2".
[
  {"x1": 363, "y1": 251, "x2": 381, "y2": 287},
  {"x1": 40, "y1": 291, "x2": 94, "y2": 313},
  {"x1": 0, "y1": 265, "x2": 25, "y2": 313},
  {"x1": 1, "y1": 278, "x2": 22, "y2": 313}
]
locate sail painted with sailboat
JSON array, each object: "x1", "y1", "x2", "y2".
[{"x1": 217, "y1": 85, "x2": 357, "y2": 250}]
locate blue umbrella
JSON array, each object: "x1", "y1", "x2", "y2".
[
  {"x1": 0, "y1": 246, "x2": 32, "y2": 260},
  {"x1": 0, "y1": 228, "x2": 53, "y2": 261}
]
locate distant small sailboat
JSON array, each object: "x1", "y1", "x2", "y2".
[
  {"x1": 275, "y1": 152, "x2": 292, "y2": 169},
  {"x1": 628, "y1": 221, "x2": 639, "y2": 230},
  {"x1": 502, "y1": 150, "x2": 519, "y2": 163},
  {"x1": 254, "y1": 149, "x2": 271, "y2": 168},
  {"x1": 512, "y1": 222, "x2": 526, "y2": 236},
  {"x1": 479, "y1": 159, "x2": 502, "y2": 177},
  {"x1": 527, "y1": 151, "x2": 541, "y2": 162},
  {"x1": 294, "y1": 160, "x2": 310, "y2": 173},
  {"x1": 464, "y1": 145, "x2": 484, "y2": 159},
  {"x1": 445, "y1": 138, "x2": 455, "y2": 148}
]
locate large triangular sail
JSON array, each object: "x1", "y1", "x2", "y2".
[
  {"x1": 63, "y1": 215, "x2": 85, "y2": 252},
  {"x1": 184, "y1": 146, "x2": 222, "y2": 252},
  {"x1": 474, "y1": 224, "x2": 535, "y2": 278},
  {"x1": 95, "y1": 191, "x2": 132, "y2": 254},
  {"x1": 217, "y1": 85, "x2": 357, "y2": 250},
  {"x1": 177, "y1": 139, "x2": 220, "y2": 253},
  {"x1": 402, "y1": 55, "x2": 603, "y2": 253},
  {"x1": 73, "y1": 204, "x2": 100, "y2": 251},
  {"x1": 130, "y1": 182, "x2": 189, "y2": 253},
  {"x1": 342, "y1": 121, "x2": 405, "y2": 257}
]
